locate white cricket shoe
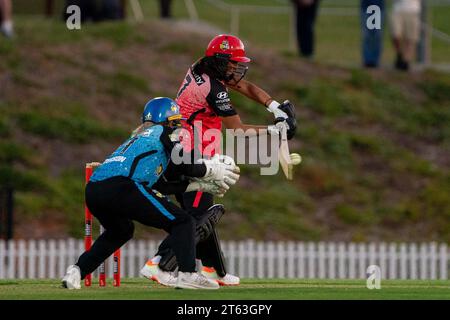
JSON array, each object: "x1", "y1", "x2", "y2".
[
  {"x1": 176, "y1": 271, "x2": 220, "y2": 290},
  {"x1": 61, "y1": 265, "x2": 81, "y2": 290},
  {"x1": 201, "y1": 266, "x2": 240, "y2": 286},
  {"x1": 140, "y1": 260, "x2": 177, "y2": 287}
]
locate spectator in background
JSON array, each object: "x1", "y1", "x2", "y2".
[
  {"x1": 360, "y1": 0, "x2": 385, "y2": 68},
  {"x1": 63, "y1": 0, "x2": 124, "y2": 23},
  {"x1": 291, "y1": 0, "x2": 321, "y2": 59},
  {"x1": 391, "y1": 0, "x2": 422, "y2": 71},
  {"x1": 159, "y1": 0, "x2": 173, "y2": 19},
  {"x1": 101, "y1": 0, "x2": 124, "y2": 20},
  {"x1": 64, "y1": 0, "x2": 98, "y2": 22},
  {"x1": 0, "y1": 0, "x2": 14, "y2": 38}
]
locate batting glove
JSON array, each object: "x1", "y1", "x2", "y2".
[{"x1": 267, "y1": 100, "x2": 288, "y2": 120}]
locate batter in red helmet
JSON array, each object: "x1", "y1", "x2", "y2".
[
  {"x1": 140, "y1": 34, "x2": 297, "y2": 286},
  {"x1": 175, "y1": 34, "x2": 296, "y2": 157}
]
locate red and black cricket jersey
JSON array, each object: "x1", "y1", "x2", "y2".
[{"x1": 175, "y1": 66, "x2": 237, "y2": 157}]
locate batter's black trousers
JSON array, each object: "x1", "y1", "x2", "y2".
[
  {"x1": 76, "y1": 176, "x2": 196, "y2": 278},
  {"x1": 157, "y1": 191, "x2": 228, "y2": 277}
]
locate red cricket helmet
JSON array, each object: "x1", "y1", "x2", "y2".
[{"x1": 205, "y1": 34, "x2": 251, "y2": 63}]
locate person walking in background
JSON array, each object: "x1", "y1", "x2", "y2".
[
  {"x1": 159, "y1": 0, "x2": 172, "y2": 19},
  {"x1": 64, "y1": 0, "x2": 98, "y2": 22},
  {"x1": 291, "y1": 0, "x2": 321, "y2": 59},
  {"x1": 100, "y1": 0, "x2": 124, "y2": 20},
  {"x1": 63, "y1": 0, "x2": 124, "y2": 23},
  {"x1": 391, "y1": 0, "x2": 422, "y2": 71},
  {"x1": 360, "y1": 0, "x2": 385, "y2": 68},
  {"x1": 0, "y1": 0, "x2": 14, "y2": 38}
]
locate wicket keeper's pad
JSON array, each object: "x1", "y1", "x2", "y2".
[{"x1": 159, "y1": 204, "x2": 225, "y2": 271}]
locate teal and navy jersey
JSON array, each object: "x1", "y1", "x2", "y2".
[{"x1": 90, "y1": 125, "x2": 169, "y2": 187}]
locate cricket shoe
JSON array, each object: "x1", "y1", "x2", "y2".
[
  {"x1": 176, "y1": 272, "x2": 220, "y2": 290},
  {"x1": 201, "y1": 266, "x2": 240, "y2": 286},
  {"x1": 61, "y1": 265, "x2": 81, "y2": 290},
  {"x1": 140, "y1": 260, "x2": 177, "y2": 287}
]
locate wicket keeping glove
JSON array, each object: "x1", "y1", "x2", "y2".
[
  {"x1": 186, "y1": 179, "x2": 229, "y2": 195},
  {"x1": 200, "y1": 154, "x2": 240, "y2": 186}
]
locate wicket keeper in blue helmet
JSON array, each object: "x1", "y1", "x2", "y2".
[
  {"x1": 61, "y1": 95, "x2": 240, "y2": 290},
  {"x1": 142, "y1": 97, "x2": 184, "y2": 128}
]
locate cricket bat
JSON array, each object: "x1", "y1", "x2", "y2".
[{"x1": 279, "y1": 124, "x2": 293, "y2": 180}]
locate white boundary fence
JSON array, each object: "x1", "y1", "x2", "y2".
[{"x1": 0, "y1": 239, "x2": 448, "y2": 280}]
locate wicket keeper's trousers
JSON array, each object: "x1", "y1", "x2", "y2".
[{"x1": 76, "y1": 176, "x2": 197, "y2": 278}]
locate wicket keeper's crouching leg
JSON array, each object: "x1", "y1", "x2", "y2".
[
  {"x1": 78, "y1": 176, "x2": 198, "y2": 277},
  {"x1": 62, "y1": 97, "x2": 238, "y2": 290},
  {"x1": 62, "y1": 176, "x2": 206, "y2": 288}
]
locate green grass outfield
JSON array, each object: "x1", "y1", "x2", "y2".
[{"x1": 0, "y1": 279, "x2": 449, "y2": 300}]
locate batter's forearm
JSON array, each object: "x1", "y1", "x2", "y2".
[
  {"x1": 228, "y1": 80, "x2": 274, "y2": 107},
  {"x1": 222, "y1": 115, "x2": 273, "y2": 136},
  {"x1": 229, "y1": 124, "x2": 274, "y2": 137}
]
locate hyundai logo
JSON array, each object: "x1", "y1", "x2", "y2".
[{"x1": 217, "y1": 91, "x2": 228, "y2": 99}]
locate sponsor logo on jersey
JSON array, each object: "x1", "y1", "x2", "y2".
[
  {"x1": 192, "y1": 70, "x2": 205, "y2": 85},
  {"x1": 104, "y1": 156, "x2": 127, "y2": 164},
  {"x1": 141, "y1": 129, "x2": 153, "y2": 137},
  {"x1": 217, "y1": 91, "x2": 228, "y2": 99},
  {"x1": 220, "y1": 40, "x2": 230, "y2": 51},
  {"x1": 217, "y1": 103, "x2": 232, "y2": 111}
]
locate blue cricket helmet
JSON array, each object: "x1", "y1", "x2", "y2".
[{"x1": 142, "y1": 97, "x2": 183, "y2": 124}]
